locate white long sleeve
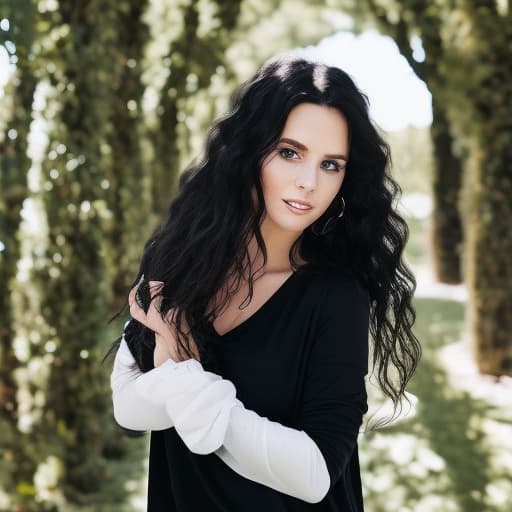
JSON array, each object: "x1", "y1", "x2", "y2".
[
  {"x1": 215, "y1": 403, "x2": 331, "y2": 503},
  {"x1": 110, "y1": 333, "x2": 174, "y2": 431},
  {"x1": 110, "y1": 332, "x2": 330, "y2": 503}
]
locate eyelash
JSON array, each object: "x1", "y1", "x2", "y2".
[{"x1": 277, "y1": 147, "x2": 344, "y2": 172}]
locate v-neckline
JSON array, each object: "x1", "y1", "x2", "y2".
[{"x1": 209, "y1": 264, "x2": 309, "y2": 339}]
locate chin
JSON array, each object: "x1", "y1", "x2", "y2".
[
  {"x1": 262, "y1": 210, "x2": 314, "y2": 235},
  {"x1": 274, "y1": 219, "x2": 311, "y2": 234}
]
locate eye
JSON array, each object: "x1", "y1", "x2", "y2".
[
  {"x1": 278, "y1": 147, "x2": 299, "y2": 160},
  {"x1": 321, "y1": 160, "x2": 344, "y2": 172}
]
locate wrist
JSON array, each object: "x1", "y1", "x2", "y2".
[
  {"x1": 155, "y1": 331, "x2": 173, "y2": 346},
  {"x1": 154, "y1": 332, "x2": 174, "y2": 367}
]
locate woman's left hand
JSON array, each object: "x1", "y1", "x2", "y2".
[{"x1": 128, "y1": 280, "x2": 200, "y2": 364}]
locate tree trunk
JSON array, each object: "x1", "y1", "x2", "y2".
[
  {"x1": 458, "y1": 0, "x2": 512, "y2": 375},
  {"x1": 429, "y1": 101, "x2": 463, "y2": 283},
  {"x1": 0, "y1": 1, "x2": 41, "y2": 504},
  {"x1": 360, "y1": 0, "x2": 465, "y2": 285},
  {"x1": 151, "y1": 0, "x2": 243, "y2": 217},
  {"x1": 464, "y1": 110, "x2": 512, "y2": 376},
  {"x1": 105, "y1": 0, "x2": 154, "y2": 313},
  {"x1": 33, "y1": 2, "x2": 146, "y2": 506},
  {"x1": 0, "y1": 64, "x2": 39, "y2": 506}
]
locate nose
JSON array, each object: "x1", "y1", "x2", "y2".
[{"x1": 295, "y1": 161, "x2": 317, "y2": 191}]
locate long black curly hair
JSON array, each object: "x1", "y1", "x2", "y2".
[{"x1": 106, "y1": 54, "x2": 421, "y2": 420}]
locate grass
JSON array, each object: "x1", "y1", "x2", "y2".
[{"x1": 359, "y1": 208, "x2": 512, "y2": 512}]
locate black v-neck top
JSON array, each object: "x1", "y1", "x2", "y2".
[{"x1": 147, "y1": 263, "x2": 370, "y2": 511}]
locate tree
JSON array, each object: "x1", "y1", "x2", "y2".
[
  {"x1": 103, "y1": 0, "x2": 154, "y2": 313},
  {"x1": 348, "y1": 0, "x2": 512, "y2": 374},
  {"x1": 358, "y1": 0, "x2": 464, "y2": 284},
  {"x1": 453, "y1": 0, "x2": 512, "y2": 375},
  {"x1": 148, "y1": 0, "x2": 244, "y2": 216},
  {"x1": 21, "y1": 1, "x2": 149, "y2": 507},
  {"x1": 0, "y1": 0, "x2": 45, "y2": 505}
]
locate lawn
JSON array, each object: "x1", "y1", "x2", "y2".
[{"x1": 360, "y1": 203, "x2": 512, "y2": 512}]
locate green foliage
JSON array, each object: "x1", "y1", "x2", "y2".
[
  {"x1": 147, "y1": 0, "x2": 245, "y2": 215},
  {"x1": 1, "y1": 0, "x2": 150, "y2": 509},
  {"x1": 341, "y1": 0, "x2": 512, "y2": 374},
  {"x1": 29, "y1": 2, "x2": 152, "y2": 507},
  {"x1": 0, "y1": 0, "x2": 41, "y2": 504}
]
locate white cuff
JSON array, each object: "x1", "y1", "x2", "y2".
[
  {"x1": 134, "y1": 357, "x2": 236, "y2": 454},
  {"x1": 110, "y1": 334, "x2": 174, "y2": 431}
]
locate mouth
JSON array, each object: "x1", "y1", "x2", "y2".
[{"x1": 283, "y1": 199, "x2": 313, "y2": 213}]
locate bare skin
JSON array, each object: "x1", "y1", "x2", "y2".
[{"x1": 128, "y1": 103, "x2": 349, "y2": 367}]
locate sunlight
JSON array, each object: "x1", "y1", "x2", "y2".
[
  {"x1": 0, "y1": 44, "x2": 13, "y2": 98},
  {"x1": 398, "y1": 192, "x2": 432, "y2": 219},
  {"x1": 297, "y1": 29, "x2": 432, "y2": 132}
]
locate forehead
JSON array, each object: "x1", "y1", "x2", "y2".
[{"x1": 281, "y1": 103, "x2": 349, "y2": 152}]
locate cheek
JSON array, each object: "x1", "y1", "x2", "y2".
[
  {"x1": 319, "y1": 176, "x2": 344, "y2": 210},
  {"x1": 260, "y1": 163, "x2": 282, "y2": 201},
  {"x1": 330, "y1": 175, "x2": 345, "y2": 198}
]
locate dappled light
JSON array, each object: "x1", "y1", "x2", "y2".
[
  {"x1": 1, "y1": 0, "x2": 511, "y2": 510},
  {"x1": 359, "y1": 217, "x2": 512, "y2": 510}
]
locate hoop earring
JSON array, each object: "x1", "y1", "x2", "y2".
[{"x1": 311, "y1": 196, "x2": 345, "y2": 236}]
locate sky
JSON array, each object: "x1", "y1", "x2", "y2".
[
  {"x1": 0, "y1": 24, "x2": 432, "y2": 133},
  {"x1": 299, "y1": 29, "x2": 432, "y2": 132}
]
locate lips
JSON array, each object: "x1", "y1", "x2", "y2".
[
  {"x1": 283, "y1": 199, "x2": 312, "y2": 210},
  {"x1": 283, "y1": 200, "x2": 313, "y2": 215}
]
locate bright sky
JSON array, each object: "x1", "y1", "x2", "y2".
[
  {"x1": 0, "y1": 26, "x2": 431, "y2": 133},
  {"x1": 298, "y1": 29, "x2": 432, "y2": 132}
]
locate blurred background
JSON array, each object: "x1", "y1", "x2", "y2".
[{"x1": 0, "y1": 0, "x2": 511, "y2": 511}]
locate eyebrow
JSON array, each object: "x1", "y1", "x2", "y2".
[{"x1": 278, "y1": 137, "x2": 348, "y2": 161}]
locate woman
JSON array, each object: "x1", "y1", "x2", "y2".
[{"x1": 109, "y1": 54, "x2": 421, "y2": 511}]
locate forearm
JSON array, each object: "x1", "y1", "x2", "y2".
[
  {"x1": 138, "y1": 360, "x2": 330, "y2": 503},
  {"x1": 214, "y1": 404, "x2": 330, "y2": 504}
]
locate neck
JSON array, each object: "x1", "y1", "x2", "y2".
[{"x1": 247, "y1": 218, "x2": 305, "y2": 274}]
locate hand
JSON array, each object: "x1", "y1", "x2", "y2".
[{"x1": 128, "y1": 279, "x2": 200, "y2": 366}]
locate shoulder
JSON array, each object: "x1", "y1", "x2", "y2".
[
  {"x1": 301, "y1": 264, "x2": 370, "y2": 368},
  {"x1": 300, "y1": 263, "x2": 369, "y2": 311}
]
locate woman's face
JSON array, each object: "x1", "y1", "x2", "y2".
[{"x1": 260, "y1": 102, "x2": 349, "y2": 236}]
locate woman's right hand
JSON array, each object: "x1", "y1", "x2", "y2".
[
  {"x1": 128, "y1": 279, "x2": 201, "y2": 366},
  {"x1": 153, "y1": 312, "x2": 201, "y2": 367}
]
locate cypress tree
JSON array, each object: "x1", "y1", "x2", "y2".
[
  {"x1": 0, "y1": 1, "x2": 44, "y2": 506},
  {"x1": 348, "y1": 0, "x2": 512, "y2": 374},
  {"x1": 360, "y1": 0, "x2": 464, "y2": 284},
  {"x1": 150, "y1": 0, "x2": 243, "y2": 217},
  {"x1": 455, "y1": 0, "x2": 512, "y2": 375},
  {"x1": 31, "y1": 1, "x2": 147, "y2": 506}
]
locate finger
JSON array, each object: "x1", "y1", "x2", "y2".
[
  {"x1": 128, "y1": 273, "x2": 145, "y2": 305},
  {"x1": 128, "y1": 282, "x2": 138, "y2": 306},
  {"x1": 129, "y1": 300, "x2": 143, "y2": 323},
  {"x1": 127, "y1": 279, "x2": 174, "y2": 335},
  {"x1": 148, "y1": 280, "x2": 164, "y2": 299},
  {"x1": 128, "y1": 282, "x2": 146, "y2": 323}
]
